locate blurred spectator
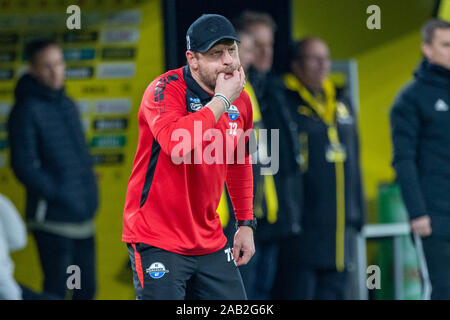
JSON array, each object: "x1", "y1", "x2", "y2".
[
  {"x1": 0, "y1": 193, "x2": 27, "y2": 299},
  {"x1": 220, "y1": 30, "x2": 261, "y2": 243},
  {"x1": 7, "y1": 40, "x2": 98, "y2": 300},
  {"x1": 233, "y1": 11, "x2": 303, "y2": 299},
  {"x1": 280, "y1": 37, "x2": 365, "y2": 299},
  {"x1": 236, "y1": 11, "x2": 275, "y2": 92},
  {"x1": 0, "y1": 193, "x2": 58, "y2": 300},
  {"x1": 390, "y1": 18, "x2": 450, "y2": 300}
]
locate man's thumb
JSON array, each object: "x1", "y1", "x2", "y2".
[{"x1": 232, "y1": 242, "x2": 241, "y2": 262}]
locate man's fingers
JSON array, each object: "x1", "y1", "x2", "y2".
[
  {"x1": 236, "y1": 66, "x2": 244, "y2": 86},
  {"x1": 232, "y1": 241, "x2": 255, "y2": 266},
  {"x1": 217, "y1": 72, "x2": 226, "y2": 81},
  {"x1": 233, "y1": 242, "x2": 256, "y2": 266},
  {"x1": 236, "y1": 249, "x2": 253, "y2": 266},
  {"x1": 412, "y1": 225, "x2": 432, "y2": 236},
  {"x1": 232, "y1": 243, "x2": 241, "y2": 262},
  {"x1": 239, "y1": 66, "x2": 245, "y2": 81},
  {"x1": 230, "y1": 69, "x2": 239, "y2": 78},
  {"x1": 411, "y1": 218, "x2": 430, "y2": 233}
]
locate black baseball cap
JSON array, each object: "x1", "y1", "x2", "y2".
[{"x1": 186, "y1": 14, "x2": 240, "y2": 53}]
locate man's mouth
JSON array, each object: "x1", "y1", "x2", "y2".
[{"x1": 222, "y1": 66, "x2": 238, "y2": 75}]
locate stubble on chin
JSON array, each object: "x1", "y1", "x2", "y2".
[
  {"x1": 197, "y1": 68, "x2": 216, "y2": 92},
  {"x1": 198, "y1": 63, "x2": 240, "y2": 92}
]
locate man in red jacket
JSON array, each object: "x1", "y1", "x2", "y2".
[{"x1": 122, "y1": 14, "x2": 256, "y2": 300}]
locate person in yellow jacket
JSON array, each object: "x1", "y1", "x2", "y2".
[{"x1": 280, "y1": 37, "x2": 365, "y2": 299}]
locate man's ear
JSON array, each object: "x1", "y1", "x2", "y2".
[
  {"x1": 186, "y1": 50, "x2": 198, "y2": 70},
  {"x1": 421, "y1": 43, "x2": 432, "y2": 60}
]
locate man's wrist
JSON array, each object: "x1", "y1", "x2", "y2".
[
  {"x1": 213, "y1": 93, "x2": 230, "y2": 113},
  {"x1": 238, "y1": 225, "x2": 253, "y2": 234},
  {"x1": 236, "y1": 217, "x2": 257, "y2": 232}
]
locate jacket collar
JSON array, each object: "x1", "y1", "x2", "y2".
[
  {"x1": 183, "y1": 65, "x2": 213, "y2": 105},
  {"x1": 414, "y1": 58, "x2": 450, "y2": 88},
  {"x1": 15, "y1": 73, "x2": 65, "y2": 102}
]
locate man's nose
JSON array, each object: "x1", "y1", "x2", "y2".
[{"x1": 222, "y1": 51, "x2": 233, "y2": 65}]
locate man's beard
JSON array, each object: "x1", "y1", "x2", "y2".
[
  {"x1": 197, "y1": 65, "x2": 239, "y2": 93},
  {"x1": 198, "y1": 67, "x2": 216, "y2": 93}
]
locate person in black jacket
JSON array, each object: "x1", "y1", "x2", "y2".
[
  {"x1": 223, "y1": 11, "x2": 302, "y2": 299},
  {"x1": 8, "y1": 40, "x2": 98, "y2": 299},
  {"x1": 390, "y1": 18, "x2": 450, "y2": 300},
  {"x1": 279, "y1": 37, "x2": 365, "y2": 299}
]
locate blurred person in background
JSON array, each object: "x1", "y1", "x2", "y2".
[
  {"x1": 7, "y1": 40, "x2": 98, "y2": 300},
  {"x1": 0, "y1": 193, "x2": 27, "y2": 300},
  {"x1": 234, "y1": 11, "x2": 303, "y2": 299},
  {"x1": 220, "y1": 30, "x2": 260, "y2": 244},
  {"x1": 281, "y1": 37, "x2": 365, "y2": 299},
  {"x1": 0, "y1": 193, "x2": 57, "y2": 300},
  {"x1": 390, "y1": 18, "x2": 450, "y2": 300}
]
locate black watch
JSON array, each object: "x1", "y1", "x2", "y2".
[{"x1": 236, "y1": 217, "x2": 257, "y2": 232}]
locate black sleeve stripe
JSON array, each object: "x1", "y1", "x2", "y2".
[{"x1": 140, "y1": 138, "x2": 161, "y2": 208}]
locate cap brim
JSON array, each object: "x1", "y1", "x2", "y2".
[{"x1": 196, "y1": 35, "x2": 240, "y2": 53}]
